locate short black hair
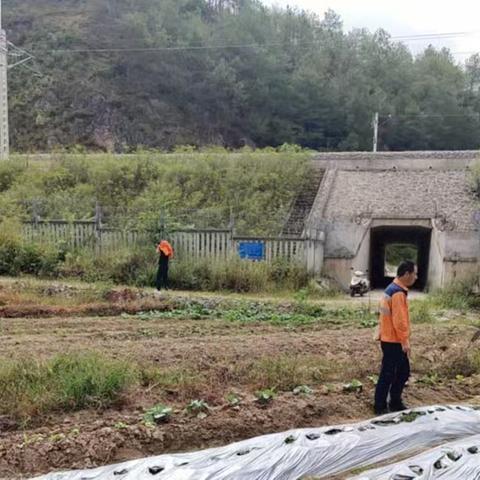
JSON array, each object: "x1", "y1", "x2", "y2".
[{"x1": 397, "y1": 260, "x2": 415, "y2": 277}]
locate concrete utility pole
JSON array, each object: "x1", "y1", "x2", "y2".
[
  {"x1": 372, "y1": 112, "x2": 379, "y2": 153},
  {"x1": 0, "y1": 0, "x2": 9, "y2": 160}
]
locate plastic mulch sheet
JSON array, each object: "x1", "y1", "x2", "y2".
[
  {"x1": 350, "y1": 433, "x2": 480, "y2": 479},
  {"x1": 33, "y1": 405, "x2": 480, "y2": 480}
]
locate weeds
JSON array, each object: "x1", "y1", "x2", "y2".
[
  {"x1": 410, "y1": 300, "x2": 435, "y2": 324},
  {"x1": 0, "y1": 352, "x2": 135, "y2": 423},
  {"x1": 435, "y1": 349, "x2": 480, "y2": 379},
  {"x1": 245, "y1": 355, "x2": 333, "y2": 391},
  {"x1": 429, "y1": 279, "x2": 480, "y2": 311},
  {"x1": 139, "y1": 367, "x2": 206, "y2": 398},
  {"x1": 0, "y1": 236, "x2": 312, "y2": 293},
  {"x1": 170, "y1": 256, "x2": 309, "y2": 293}
]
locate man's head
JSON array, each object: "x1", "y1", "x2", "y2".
[{"x1": 397, "y1": 260, "x2": 417, "y2": 287}]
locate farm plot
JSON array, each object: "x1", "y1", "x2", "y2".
[{"x1": 0, "y1": 279, "x2": 478, "y2": 478}]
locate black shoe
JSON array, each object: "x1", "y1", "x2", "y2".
[
  {"x1": 389, "y1": 402, "x2": 408, "y2": 412},
  {"x1": 374, "y1": 406, "x2": 389, "y2": 416}
]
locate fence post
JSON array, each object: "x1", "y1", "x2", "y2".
[
  {"x1": 32, "y1": 200, "x2": 40, "y2": 225},
  {"x1": 229, "y1": 209, "x2": 236, "y2": 257},
  {"x1": 94, "y1": 202, "x2": 103, "y2": 254}
]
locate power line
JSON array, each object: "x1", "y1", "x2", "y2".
[
  {"x1": 43, "y1": 45, "x2": 480, "y2": 55},
  {"x1": 384, "y1": 113, "x2": 480, "y2": 119},
  {"x1": 391, "y1": 30, "x2": 480, "y2": 41},
  {"x1": 24, "y1": 29, "x2": 480, "y2": 55}
]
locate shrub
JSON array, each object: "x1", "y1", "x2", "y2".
[
  {"x1": 110, "y1": 248, "x2": 156, "y2": 286},
  {"x1": 0, "y1": 161, "x2": 25, "y2": 192},
  {"x1": 0, "y1": 152, "x2": 309, "y2": 235},
  {"x1": 0, "y1": 243, "x2": 20, "y2": 275},
  {"x1": 0, "y1": 224, "x2": 311, "y2": 293},
  {"x1": 0, "y1": 220, "x2": 64, "y2": 276},
  {"x1": 58, "y1": 250, "x2": 100, "y2": 280}
]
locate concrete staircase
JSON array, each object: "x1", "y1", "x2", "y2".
[{"x1": 282, "y1": 165, "x2": 325, "y2": 236}]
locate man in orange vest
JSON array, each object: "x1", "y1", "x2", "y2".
[
  {"x1": 373, "y1": 260, "x2": 418, "y2": 415},
  {"x1": 156, "y1": 240, "x2": 174, "y2": 291}
]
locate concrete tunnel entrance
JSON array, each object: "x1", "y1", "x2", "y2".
[{"x1": 370, "y1": 226, "x2": 432, "y2": 290}]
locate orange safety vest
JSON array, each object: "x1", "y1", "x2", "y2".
[
  {"x1": 156, "y1": 240, "x2": 174, "y2": 258},
  {"x1": 377, "y1": 278, "x2": 410, "y2": 346}
]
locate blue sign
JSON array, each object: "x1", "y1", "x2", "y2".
[{"x1": 238, "y1": 242, "x2": 265, "y2": 261}]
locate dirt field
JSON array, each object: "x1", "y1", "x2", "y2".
[{"x1": 0, "y1": 279, "x2": 479, "y2": 479}]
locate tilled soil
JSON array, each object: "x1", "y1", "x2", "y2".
[{"x1": 0, "y1": 294, "x2": 478, "y2": 479}]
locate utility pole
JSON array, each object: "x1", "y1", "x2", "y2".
[
  {"x1": 372, "y1": 112, "x2": 379, "y2": 153},
  {"x1": 0, "y1": 0, "x2": 9, "y2": 160}
]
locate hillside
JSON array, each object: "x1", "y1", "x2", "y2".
[
  {"x1": 4, "y1": 0, "x2": 480, "y2": 152},
  {"x1": 0, "y1": 150, "x2": 310, "y2": 235}
]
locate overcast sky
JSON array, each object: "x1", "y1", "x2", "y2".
[{"x1": 262, "y1": 0, "x2": 480, "y2": 61}]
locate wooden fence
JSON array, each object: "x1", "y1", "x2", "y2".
[{"x1": 22, "y1": 221, "x2": 324, "y2": 273}]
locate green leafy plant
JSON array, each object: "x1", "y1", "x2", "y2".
[
  {"x1": 360, "y1": 318, "x2": 377, "y2": 328},
  {"x1": 399, "y1": 411, "x2": 426, "y2": 423},
  {"x1": 186, "y1": 399, "x2": 210, "y2": 418},
  {"x1": 343, "y1": 379, "x2": 363, "y2": 393},
  {"x1": 417, "y1": 372, "x2": 440, "y2": 386},
  {"x1": 226, "y1": 393, "x2": 241, "y2": 407},
  {"x1": 114, "y1": 421, "x2": 128, "y2": 430},
  {"x1": 293, "y1": 385, "x2": 313, "y2": 396},
  {"x1": 143, "y1": 404, "x2": 173, "y2": 425},
  {"x1": 255, "y1": 388, "x2": 276, "y2": 405}
]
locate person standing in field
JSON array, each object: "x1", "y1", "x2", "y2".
[
  {"x1": 156, "y1": 239, "x2": 174, "y2": 291},
  {"x1": 373, "y1": 260, "x2": 418, "y2": 415}
]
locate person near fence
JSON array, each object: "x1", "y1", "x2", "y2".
[
  {"x1": 373, "y1": 260, "x2": 417, "y2": 415},
  {"x1": 156, "y1": 240, "x2": 174, "y2": 290}
]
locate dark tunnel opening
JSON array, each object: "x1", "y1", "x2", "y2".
[{"x1": 370, "y1": 226, "x2": 431, "y2": 290}]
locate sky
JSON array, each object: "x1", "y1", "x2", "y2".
[{"x1": 262, "y1": 0, "x2": 480, "y2": 61}]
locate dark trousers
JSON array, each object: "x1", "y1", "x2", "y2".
[
  {"x1": 374, "y1": 342, "x2": 410, "y2": 410},
  {"x1": 156, "y1": 261, "x2": 169, "y2": 290}
]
